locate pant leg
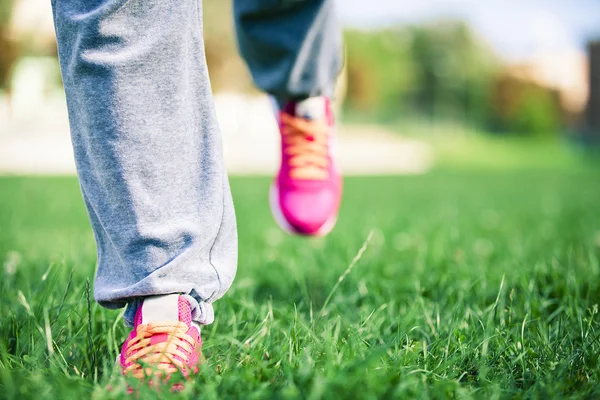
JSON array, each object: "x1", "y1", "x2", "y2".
[
  {"x1": 51, "y1": 0, "x2": 237, "y2": 326},
  {"x1": 233, "y1": 0, "x2": 343, "y2": 104}
]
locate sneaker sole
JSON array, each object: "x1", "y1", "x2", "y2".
[{"x1": 269, "y1": 182, "x2": 338, "y2": 237}]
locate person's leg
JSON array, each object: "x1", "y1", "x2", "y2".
[
  {"x1": 234, "y1": 0, "x2": 344, "y2": 236},
  {"x1": 51, "y1": 0, "x2": 237, "y2": 328},
  {"x1": 233, "y1": 0, "x2": 343, "y2": 105}
]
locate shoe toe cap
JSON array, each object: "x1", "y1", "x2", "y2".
[{"x1": 279, "y1": 187, "x2": 339, "y2": 235}]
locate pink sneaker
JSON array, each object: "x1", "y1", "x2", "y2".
[
  {"x1": 119, "y1": 294, "x2": 202, "y2": 382},
  {"x1": 270, "y1": 97, "x2": 342, "y2": 236}
]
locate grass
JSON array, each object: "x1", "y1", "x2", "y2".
[{"x1": 1, "y1": 166, "x2": 600, "y2": 398}]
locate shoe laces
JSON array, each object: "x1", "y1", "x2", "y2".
[
  {"x1": 280, "y1": 113, "x2": 329, "y2": 180},
  {"x1": 123, "y1": 321, "x2": 194, "y2": 379}
]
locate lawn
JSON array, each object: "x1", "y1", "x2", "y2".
[{"x1": 1, "y1": 167, "x2": 599, "y2": 398}]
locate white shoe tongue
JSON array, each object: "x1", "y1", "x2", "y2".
[
  {"x1": 295, "y1": 97, "x2": 326, "y2": 120},
  {"x1": 141, "y1": 294, "x2": 180, "y2": 323}
]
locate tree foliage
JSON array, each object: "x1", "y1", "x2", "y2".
[
  {"x1": 344, "y1": 20, "x2": 565, "y2": 134},
  {"x1": 0, "y1": 0, "x2": 17, "y2": 92}
]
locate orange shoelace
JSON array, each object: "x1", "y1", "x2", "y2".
[
  {"x1": 123, "y1": 321, "x2": 194, "y2": 379},
  {"x1": 281, "y1": 113, "x2": 329, "y2": 180}
]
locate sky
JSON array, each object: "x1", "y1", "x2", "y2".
[{"x1": 337, "y1": 0, "x2": 600, "y2": 61}]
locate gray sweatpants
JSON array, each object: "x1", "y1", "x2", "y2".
[{"x1": 51, "y1": 0, "x2": 343, "y2": 325}]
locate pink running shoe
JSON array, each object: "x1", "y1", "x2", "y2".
[
  {"x1": 119, "y1": 294, "x2": 202, "y2": 382},
  {"x1": 270, "y1": 97, "x2": 342, "y2": 236}
]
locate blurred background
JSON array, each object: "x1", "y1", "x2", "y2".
[{"x1": 1, "y1": 0, "x2": 599, "y2": 175}]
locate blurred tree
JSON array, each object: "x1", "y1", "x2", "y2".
[
  {"x1": 0, "y1": 0, "x2": 18, "y2": 93},
  {"x1": 0, "y1": 0, "x2": 11, "y2": 25},
  {"x1": 344, "y1": 20, "x2": 499, "y2": 125},
  {"x1": 343, "y1": 20, "x2": 568, "y2": 135},
  {"x1": 345, "y1": 29, "x2": 417, "y2": 118},
  {"x1": 203, "y1": 0, "x2": 254, "y2": 93},
  {"x1": 410, "y1": 21, "x2": 498, "y2": 125},
  {"x1": 491, "y1": 73, "x2": 562, "y2": 135},
  {"x1": 514, "y1": 88, "x2": 561, "y2": 135}
]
